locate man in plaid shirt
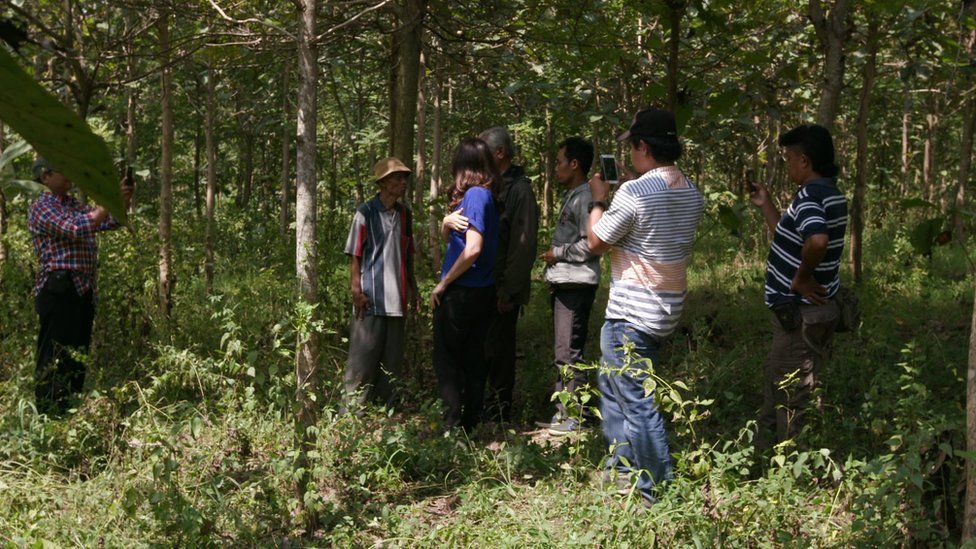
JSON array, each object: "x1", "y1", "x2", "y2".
[{"x1": 28, "y1": 158, "x2": 132, "y2": 415}]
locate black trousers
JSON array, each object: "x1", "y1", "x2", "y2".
[
  {"x1": 433, "y1": 284, "x2": 495, "y2": 430},
  {"x1": 35, "y1": 273, "x2": 95, "y2": 416},
  {"x1": 551, "y1": 285, "x2": 597, "y2": 418},
  {"x1": 484, "y1": 303, "x2": 521, "y2": 422}
]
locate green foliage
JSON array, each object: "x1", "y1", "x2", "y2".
[{"x1": 0, "y1": 48, "x2": 124, "y2": 220}]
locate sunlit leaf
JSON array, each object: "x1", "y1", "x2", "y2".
[{"x1": 0, "y1": 47, "x2": 125, "y2": 221}]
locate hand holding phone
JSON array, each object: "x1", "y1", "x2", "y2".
[{"x1": 600, "y1": 154, "x2": 619, "y2": 185}]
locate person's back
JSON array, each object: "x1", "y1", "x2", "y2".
[
  {"x1": 441, "y1": 185, "x2": 499, "y2": 288},
  {"x1": 598, "y1": 165, "x2": 703, "y2": 337},
  {"x1": 586, "y1": 108, "x2": 704, "y2": 507}
]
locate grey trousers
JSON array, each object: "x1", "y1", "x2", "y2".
[
  {"x1": 757, "y1": 300, "x2": 839, "y2": 451},
  {"x1": 551, "y1": 285, "x2": 597, "y2": 419},
  {"x1": 343, "y1": 314, "x2": 405, "y2": 409}
]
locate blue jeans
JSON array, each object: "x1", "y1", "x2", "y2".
[{"x1": 598, "y1": 319, "x2": 673, "y2": 500}]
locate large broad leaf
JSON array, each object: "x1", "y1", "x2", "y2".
[
  {"x1": 0, "y1": 47, "x2": 125, "y2": 221},
  {"x1": 717, "y1": 203, "x2": 746, "y2": 237},
  {"x1": 0, "y1": 139, "x2": 31, "y2": 169},
  {"x1": 2, "y1": 178, "x2": 46, "y2": 194},
  {"x1": 900, "y1": 198, "x2": 937, "y2": 210},
  {"x1": 909, "y1": 217, "x2": 945, "y2": 257}
]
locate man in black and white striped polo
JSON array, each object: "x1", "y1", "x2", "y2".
[{"x1": 749, "y1": 124, "x2": 848, "y2": 452}]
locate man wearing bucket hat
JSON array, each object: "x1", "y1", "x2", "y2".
[
  {"x1": 28, "y1": 157, "x2": 133, "y2": 416},
  {"x1": 585, "y1": 108, "x2": 704, "y2": 507},
  {"x1": 342, "y1": 157, "x2": 420, "y2": 412}
]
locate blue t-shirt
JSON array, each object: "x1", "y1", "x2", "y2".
[{"x1": 441, "y1": 186, "x2": 499, "y2": 288}]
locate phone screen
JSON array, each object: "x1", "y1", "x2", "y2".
[{"x1": 601, "y1": 155, "x2": 618, "y2": 183}]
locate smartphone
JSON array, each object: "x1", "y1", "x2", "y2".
[
  {"x1": 746, "y1": 169, "x2": 758, "y2": 193},
  {"x1": 600, "y1": 154, "x2": 619, "y2": 184},
  {"x1": 124, "y1": 166, "x2": 134, "y2": 188}
]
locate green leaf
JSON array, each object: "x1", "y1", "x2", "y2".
[
  {"x1": 899, "y1": 198, "x2": 937, "y2": 210},
  {"x1": 0, "y1": 139, "x2": 31, "y2": 169},
  {"x1": 909, "y1": 217, "x2": 944, "y2": 256},
  {"x1": 717, "y1": 204, "x2": 743, "y2": 236},
  {"x1": 0, "y1": 48, "x2": 125, "y2": 221},
  {"x1": 2, "y1": 178, "x2": 45, "y2": 194},
  {"x1": 190, "y1": 415, "x2": 203, "y2": 439}
]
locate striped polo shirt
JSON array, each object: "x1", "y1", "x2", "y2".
[
  {"x1": 764, "y1": 178, "x2": 848, "y2": 307},
  {"x1": 592, "y1": 166, "x2": 704, "y2": 337},
  {"x1": 344, "y1": 196, "x2": 414, "y2": 317}
]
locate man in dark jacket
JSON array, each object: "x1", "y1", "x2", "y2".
[{"x1": 479, "y1": 126, "x2": 539, "y2": 422}]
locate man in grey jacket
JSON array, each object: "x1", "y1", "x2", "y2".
[
  {"x1": 539, "y1": 137, "x2": 600, "y2": 435},
  {"x1": 480, "y1": 126, "x2": 540, "y2": 423}
]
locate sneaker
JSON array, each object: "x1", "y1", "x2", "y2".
[
  {"x1": 534, "y1": 414, "x2": 561, "y2": 429},
  {"x1": 547, "y1": 417, "x2": 580, "y2": 436}
]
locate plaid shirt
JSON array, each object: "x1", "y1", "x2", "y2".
[{"x1": 28, "y1": 192, "x2": 120, "y2": 299}]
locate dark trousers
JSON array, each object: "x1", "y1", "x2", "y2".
[
  {"x1": 343, "y1": 315, "x2": 405, "y2": 410},
  {"x1": 757, "y1": 301, "x2": 839, "y2": 452},
  {"x1": 551, "y1": 285, "x2": 597, "y2": 419},
  {"x1": 433, "y1": 284, "x2": 495, "y2": 430},
  {"x1": 484, "y1": 303, "x2": 521, "y2": 422},
  {"x1": 35, "y1": 276, "x2": 95, "y2": 416}
]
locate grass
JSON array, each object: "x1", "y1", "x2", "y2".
[{"x1": 0, "y1": 193, "x2": 971, "y2": 546}]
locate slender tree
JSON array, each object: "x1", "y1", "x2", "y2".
[
  {"x1": 158, "y1": 10, "x2": 174, "y2": 317},
  {"x1": 955, "y1": 3, "x2": 976, "y2": 240},
  {"x1": 849, "y1": 19, "x2": 879, "y2": 282},
  {"x1": 809, "y1": 0, "x2": 852, "y2": 131},
  {"x1": 294, "y1": 0, "x2": 320, "y2": 528},
  {"x1": 389, "y1": 0, "x2": 426, "y2": 169},
  {"x1": 280, "y1": 62, "x2": 291, "y2": 243},
  {"x1": 0, "y1": 121, "x2": 6, "y2": 265},
  {"x1": 205, "y1": 66, "x2": 217, "y2": 295}
]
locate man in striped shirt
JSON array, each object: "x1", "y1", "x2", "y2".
[
  {"x1": 343, "y1": 157, "x2": 419, "y2": 412},
  {"x1": 28, "y1": 157, "x2": 131, "y2": 416},
  {"x1": 586, "y1": 108, "x2": 704, "y2": 506},
  {"x1": 749, "y1": 124, "x2": 847, "y2": 451}
]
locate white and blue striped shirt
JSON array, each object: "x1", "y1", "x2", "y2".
[{"x1": 592, "y1": 166, "x2": 704, "y2": 337}]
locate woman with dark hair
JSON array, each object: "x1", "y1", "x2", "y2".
[{"x1": 431, "y1": 137, "x2": 500, "y2": 430}]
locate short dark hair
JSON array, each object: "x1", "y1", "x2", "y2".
[
  {"x1": 558, "y1": 136, "x2": 594, "y2": 176},
  {"x1": 778, "y1": 124, "x2": 839, "y2": 178},
  {"x1": 628, "y1": 135, "x2": 682, "y2": 163}
]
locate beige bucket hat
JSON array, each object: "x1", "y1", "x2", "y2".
[{"x1": 372, "y1": 157, "x2": 411, "y2": 183}]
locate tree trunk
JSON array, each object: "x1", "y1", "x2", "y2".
[
  {"x1": 665, "y1": 0, "x2": 685, "y2": 112},
  {"x1": 193, "y1": 75, "x2": 202, "y2": 218},
  {"x1": 205, "y1": 68, "x2": 217, "y2": 295},
  {"x1": 966, "y1": 283, "x2": 976, "y2": 540},
  {"x1": 923, "y1": 95, "x2": 940, "y2": 203},
  {"x1": 294, "y1": 0, "x2": 319, "y2": 529},
  {"x1": 389, "y1": 0, "x2": 426, "y2": 169},
  {"x1": 157, "y1": 12, "x2": 174, "y2": 317},
  {"x1": 240, "y1": 133, "x2": 254, "y2": 208},
  {"x1": 329, "y1": 129, "x2": 339, "y2": 209},
  {"x1": 901, "y1": 78, "x2": 913, "y2": 194},
  {"x1": 428, "y1": 73, "x2": 443, "y2": 269},
  {"x1": 956, "y1": 18, "x2": 976, "y2": 241},
  {"x1": 0, "y1": 122, "x2": 6, "y2": 265},
  {"x1": 808, "y1": 0, "x2": 852, "y2": 131},
  {"x1": 414, "y1": 49, "x2": 427, "y2": 214},
  {"x1": 125, "y1": 25, "x2": 138, "y2": 214},
  {"x1": 849, "y1": 20, "x2": 879, "y2": 283},
  {"x1": 542, "y1": 108, "x2": 554, "y2": 226},
  {"x1": 955, "y1": 94, "x2": 976, "y2": 241},
  {"x1": 280, "y1": 63, "x2": 291, "y2": 243}
]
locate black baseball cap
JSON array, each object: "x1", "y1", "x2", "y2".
[
  {"x1": 616, "y1": 108, "x2": 678, "y2": 142},
  {"x1": 31, "y1": 157, "x2": 55, "y2": 181}
]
